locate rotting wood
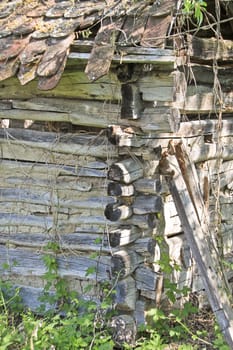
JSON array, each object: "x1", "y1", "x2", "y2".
[
  {"x1": 110, "y1": 314, "x2": 136, "y2": 347},
  {"x1": 166, "y1": 142, "x2": 233, "y2": 348}
]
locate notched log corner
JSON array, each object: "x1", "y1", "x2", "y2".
[
  {"x1": 104, "y1": 202, "x2": 133, "y2": 221},
  {"x1": 108, "y1": 158, "x2": 143, "y2": 184},
  {"x1": 121, "y1": 84, "x2": 144, "y2": 120}
]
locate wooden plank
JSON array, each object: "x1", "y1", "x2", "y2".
[
  {"x1": 141, "y1": 15, "x2": 171, "y2": 48},
  {"x1": 85, "y1": 18, "x2": 123, "y2": 81},
  {"x1": 0, "y1": 232, "x2": 109, "y2": 252},
  {"x1": 69, "y1": 51, "x2": 175, "y2": 65},
  {"x1": 166, "y1": 142, "x2": 233, "y2": 348}
]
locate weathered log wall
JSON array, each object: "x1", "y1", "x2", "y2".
[{"x1": 0, "y1": 33, "x2": 233, "y2": 343}]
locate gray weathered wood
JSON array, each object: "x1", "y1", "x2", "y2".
[
  {"x1": 108, "y1": 158, "x2": 143, "y2": 184},
  {"x1": 132, "y1": 195, "x2": 162, "y2": 214},
  {"x1": 0, "y1": 232, "x2": 109, "y2": 252},
  {"x1": 114, "y1": 276, "x2": 137, "y2": 311},
  {"x1": 0, "y1": 128, "x2": 117, "y2": 161},
  {"x1": 107, "y1": 182, "x2": 134, "y2": 197},
  {"x1": 111, "y1": 249, "x2": 144, "y2": 278},
  {"x1": 134, "y1": 266, "x2": 158, "y2": 292},
  {"x1": 167, "y1": 143, "x2": 233, "y2": 348},
  {"x1": 108, "y1": 226, "x2": 142, "y2": 247},
  {"x1": 104, "y1": 203, "x2": 133, "y2": 221},
  {"x1": 134, "y1": 178, "x2": 162, "y2": 194},
  {"x1": 0, "y1": 245, "x2": 111, "y2": 281}
]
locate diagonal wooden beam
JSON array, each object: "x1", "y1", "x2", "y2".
[{"x1": 164, "y1": 141, "x2": 233, "y2": 348}]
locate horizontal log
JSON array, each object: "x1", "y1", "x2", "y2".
[
  {"x1": 208, "y1": 160, "x2": 233, "y2": 189},
  {"x1": 134, "y1": 266, "x2": 158, "y2": 291},
  {"x1": 134, "y1": 178, "x2": 162, "y2": 194},
  {"x1": 178, "y1": 119, "x2": 233, "y2": 137},
  {"x1": 132, "y1": 195, "x2": 163, "y2": 215},
  {"x1": 190, "y1": 143, "x2": 233, "y2": 162},
  {"x1": 0, "y1": 232, "x2": 110, "y2": 252},
  {"x1": 180, "y1": 64, "x2": 233, "y2": 89},
  {"x1": 70, "y1": 47, "x2": 175, "y2": 64},
  {"x1": 187, "y1": 34, "x2": 233, "y2": 61},
  {"x1": 108, "y1": 158, "x2": 143, "y2": 184},
  {"x1": 11, "y1": 98, "x2": 121, "y2": 128},
  {"x1": 130, "y1": 237, "x2": 159, "y2": 258},
  {"x1": 104, "y1": 203, "x2": 133, "y2": 221},
  {"x1": 122, "y1": 213, "x2": 158, "y2": 229},
  {"x1": 0, "y1": 159, "x2": 107, "y2": 178},
  {"x1": 0, "y1": 128, "x2": 117, "y2": 163},
  {"x1": 0, "y1": 188, "x2": 114, "y2": 211},
  {"x1": 15, "y1": 285, "x2": 102, "y2": 313},
  {"x1": 107, "y1": 182, "x2": 134, "y2": 197},
  {"x1": 114, "y1": 276, "x2": 137, "y2": 311},
  {"x1": 178, "y1": 89, "x2": 233, "y2": 114},
  {"x1": 0, "y1": 212, "x2": 117, "y2": 234},
  {"x1": 0, "y1": 67, "x2": 121, "y2": 100},
  {"x1": 0, "y1": 245, "x2": 111, "y2": 281},
  {"x1": 106, "y1": 125, "x2": 145, "y2": 147},
  {"x1": 108, "y1": 226, "x2": 142, "y2": 247},
  {"x1": 111, "y1": 249, "x2": 144, "y2": 278}
]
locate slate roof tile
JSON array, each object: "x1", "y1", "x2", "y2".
[{"x1": 0, "y1": 0, "x2": 177, "y2": 89}]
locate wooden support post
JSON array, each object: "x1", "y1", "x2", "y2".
[{"x1": 166, "y1": 142, "x2": 233, "y2": 348}]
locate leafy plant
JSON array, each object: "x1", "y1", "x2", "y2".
[{"x1": 182, "y1": 0, "x2": 207, "y2": 25}]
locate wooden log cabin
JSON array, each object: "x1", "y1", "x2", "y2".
[{"x1": 0, "y1": 0, "x2": 233, "y2": 345}]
